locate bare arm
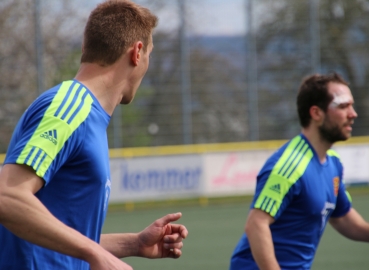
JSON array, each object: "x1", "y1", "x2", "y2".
[
  {"x1": 101, "y1": 212, "x2": 188, "y2": 259},
  {"x1": 100, "y1": 233, "x2": 139, "y2": 258},
  {"x1": 0, "y1": 164, "x2": 132, "y2": 270},
  {"x1": 245, "y1": 209, "x2": 281, "y2": 270},
  {"x1": 329, "y1": 208, "x2": 369, "y2": 242}
]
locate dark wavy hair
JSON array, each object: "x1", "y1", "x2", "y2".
[{"x1": 297, "y1": 72, "x2": 349, "y2": 127}]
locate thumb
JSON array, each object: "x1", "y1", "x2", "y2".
[{"x1": 157, "y1": 212, "x2": 182, "y2": 226}]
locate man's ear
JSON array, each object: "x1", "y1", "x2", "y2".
[
  {"x1": 310, "y1": 105, "x2": 324, "y2": 122},
  {"x1": 131, "y1": 41, "x2": 143, "y2": 66}
]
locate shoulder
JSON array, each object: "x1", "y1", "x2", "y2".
[
  {"x1": 327, "y1": 148, "x2": 343, "y2": 166},
  {"x1": 23, "y1": 80, "x2": 96, "y2": 137},
  {"x1": 256, "y1": 135, "x2": 314, "y2": 195},
  {"x1": 327, "y1": 148, "x2": 340, "y2": 159},
  {"x1": 327, "y1": 148, "x2": 344, "y2": 173},
  {"x1": 23, "y1": 84, "x2": 61, "y2": 120},
  {"x1": 271, "y1": 135, "x2": 314, "y2": 176},
  {"x1": 46, "y1": 80, "x2": 95, "y2": 123}
]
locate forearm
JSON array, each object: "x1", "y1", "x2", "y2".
[
  {"x1": 339, "y1": 222, "x2": 369, "y2": 241},
  {"x1": 100, "y1": 233, "x2": 141, "y2": 258},
  {"x1": 330, "y1": 208, "x2": 369, "y2": 242},
  {"x1": 0, "y1": 190, "x2": 102, "y2": 263}
]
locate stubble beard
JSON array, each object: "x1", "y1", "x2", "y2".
[{"x1": 318, "y1": 118, "x2": 349, "y2": 144}]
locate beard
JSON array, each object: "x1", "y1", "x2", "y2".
[{"x1": 318, "y1": 118, "x2": 349, "y2": 143}]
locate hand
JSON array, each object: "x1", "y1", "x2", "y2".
[{"x1": 137, "y1": 212, "x2": 188, "y2": 259}]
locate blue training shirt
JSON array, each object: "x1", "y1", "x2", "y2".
[
  {"x1": 230, "y1": 134, "x2": 352, "y2": 270},
  {"x1": 0, "y1": 80, "x2": 112, "y2": 269}
]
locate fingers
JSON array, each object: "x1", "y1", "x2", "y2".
[
  {"x1": 156, "y1": 213, "x2": 188, "y2": 239},
  {"x1": 163, "y1": 232, "x2": 185, "y2": 259},
  {"x1": 163, "y1": 239, "x2": 183, "y2": 250},
  {"x1": 163, "y1": 230, "x2": 186, "y2": 259},
  {"x1": 169, "y1": 223, "x2": 188, "y2": 239},
  {"x1": 166, "y1": 248, "x2": 182, "y2": 259},
  {"x1": 156, "y1": 212, "x2": 188, "y2": 259},
  {"x1": 156, "y1": 212, "x2": 188, "y2": 238},
  {"x1": 164, "y1": 231, "x2": 186, "y2": 244},
  {"x1": 156, "y1": 212, "x2": 182, "y2": 226},
  {"x1": 163, "y1": 236, "x2": 183, "y2": 259}
]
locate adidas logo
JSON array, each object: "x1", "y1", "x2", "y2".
[
  {"x1": 269, "y1": 183, "x2": 281, "y2": 193},
  {"x1": 40, "y1": 129, "x2": 58, "y2": 145}
]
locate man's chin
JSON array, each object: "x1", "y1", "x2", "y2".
[
  {"x1": 344, "y1": 132, "x2": 352, "y2": 140},
  {"x1": 334, "y1": 133, "x2": 351, "y2": 143},
  {"x1": 120, "y1": 97, "x2": 133, "y2": 105}
]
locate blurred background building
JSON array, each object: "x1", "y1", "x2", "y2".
[{"x1": 1, "y1": 0, "x2": 369, "y2": 152}]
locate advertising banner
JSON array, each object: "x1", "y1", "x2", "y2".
[
  {"x1": 109, "y1": 154, "x2": 203, "y2": 202},
  {"x1": 1, "y1": 142, "x2": 368, "y2": 204},
  {"x1": 203, "y1": 150, "x2": 275, "y2": 196},
  {"x1": 334, "y1": 144, "x2": 369, "y2": 185}
]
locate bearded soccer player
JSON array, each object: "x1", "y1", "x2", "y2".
[{"x1": 230, "y1": 73, "x2": 369, "y2": 270}]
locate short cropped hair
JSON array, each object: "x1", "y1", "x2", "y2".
[
  {"x1": 81, "y1": 0, "x2": 158, "y2": 66},
  {"x1": 297, "y1": 72, "x2": 349, "y2": 127}
]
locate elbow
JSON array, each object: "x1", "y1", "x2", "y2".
[
  {"x1": 0, "y1": 192, "x2": 9, "y2": 223},
  {"x1": 245, "y1": 210, "x2": 274, "y2": 236},
  {"x1": 245, "y1": 218, "x2": 255, "y2": 236}
]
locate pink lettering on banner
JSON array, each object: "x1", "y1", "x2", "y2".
[{"x1": 212, "y1": 154, "x2": 258, "y2": 187}]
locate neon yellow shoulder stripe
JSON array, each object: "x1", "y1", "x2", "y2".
[
  {"x1": 327, "y1": 148, "x2": 340, "y2": 158},
  {"x1": 345, "y1": 191, "x2": 352, "y2": 203},
  {"x1": 16, "y1": 80, "x2": 94, "y2": 178},
  {"x1": 254, "y1": 136, "x2": 314, "y2": 217}
]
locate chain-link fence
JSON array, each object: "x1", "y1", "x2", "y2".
[{"x1": 1, "y1": 0, "x2": 369, "y2": 152}]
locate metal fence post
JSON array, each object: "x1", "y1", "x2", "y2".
[
  {"x1": 246, "y1": 0, "x2": 259, "y2": 141},
  {"x1": 179, "y1": 0, "x2": 193, "y2": 145},
  {"x1": 33, "y1": 0, "x2": 44, "y2": 95},
  {"x1": 310, "y1": 0, "x2": 321, "y2": 73}
]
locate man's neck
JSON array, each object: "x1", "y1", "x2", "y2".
[
  {"x1": 74, "y1": 63, "x2": 125, "y2": 116},
  {"x1": 301, "y1": 129, "x2": 333, "y2": 163}
]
